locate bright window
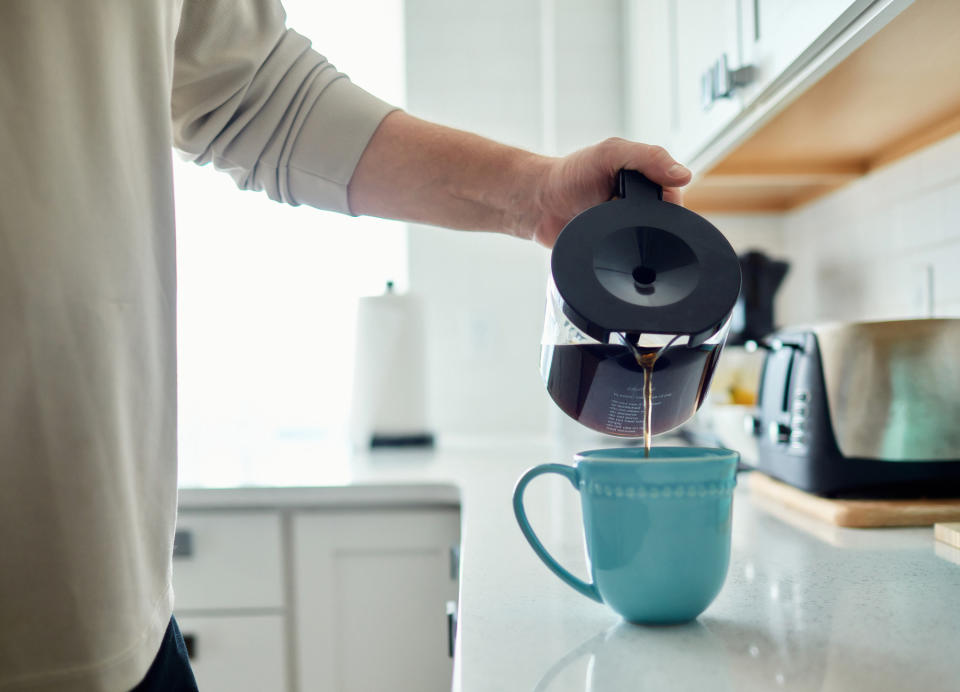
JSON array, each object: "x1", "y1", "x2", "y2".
[{"x1": 175, "y1": 0, "x2": 406, "y2": 483}]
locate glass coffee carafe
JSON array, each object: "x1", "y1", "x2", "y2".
[{"x1": 541, "y1": 170, "x2": 741, "y2": 438}]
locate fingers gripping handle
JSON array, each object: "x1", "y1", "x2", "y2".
[{"x1": 512, "y1": 464, "x2": 602, "y2": 603}]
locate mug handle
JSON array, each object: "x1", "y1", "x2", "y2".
[{"x1": 512, "y1": 464, "x2": 601, "y2": 603}]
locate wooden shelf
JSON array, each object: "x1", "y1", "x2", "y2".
[{"x1": 686, "y1": 0, "x2": 960, "y2": 214}]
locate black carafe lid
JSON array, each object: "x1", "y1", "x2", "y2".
[{"x1": 551, "y1": 170, "x2": 741, "y2": 346}]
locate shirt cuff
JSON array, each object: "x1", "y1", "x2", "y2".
[{"x1": 286, "y1": 77, "x2": 399, "y2": 215}]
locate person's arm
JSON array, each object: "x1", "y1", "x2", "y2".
[
  {"x1": 170, "y1": 0, "x2": 689, "y2": 247},
  {"x1": 348, "y1": 111, "x2": 692, "y2": 248},
  {"x1": 171, "y1": 0, "x2": 398, "y2": 215}
]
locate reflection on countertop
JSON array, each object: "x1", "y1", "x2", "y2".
[{"x1": 535, "y1": 621, "x2": 734, "y2": 692}]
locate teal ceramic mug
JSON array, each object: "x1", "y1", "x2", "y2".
[{"x1": 513, "y1": 447, "x2": 738, "y2": 624}]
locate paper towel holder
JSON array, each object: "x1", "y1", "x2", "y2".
[{"x1": 349, "y1": 280, "x2": 435, "y2": 449}]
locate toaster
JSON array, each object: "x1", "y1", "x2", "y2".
[{"x1": 748, "y1": 319, "x2": 960, "y2": 497}]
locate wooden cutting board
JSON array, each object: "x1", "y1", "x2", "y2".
[
  {"x1": 748, "y1": 472, "x2": 960, "y2": 528},
  {"x1": 935, "y1": 523, "x2": 960, "y2": 548}
]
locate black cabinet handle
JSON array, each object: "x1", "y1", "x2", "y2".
[
  {"x1": 182, "y1": 633, "x2": 197, "y2": 660},
  {"x1": 446, "y1": 601, "x2": 458, "y2": 659}
]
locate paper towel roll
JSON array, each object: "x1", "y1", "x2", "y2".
[{"x1": 348, "y1": 284, "x2": 433, "y2": 447}]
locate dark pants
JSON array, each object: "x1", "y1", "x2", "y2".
[{"x1": 131, "y1": 617, "x2": 199, "y2": 692}]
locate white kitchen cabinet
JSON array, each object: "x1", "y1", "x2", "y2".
[
  {"x1": 738, "y1": 0, "x2": 872, "y2": 102},
  {"x1": 173, "y1": 511, "x2": 284, "y2": 611},
  {"x1": 174, "y1": 614, "x2": 288, "y2": 692},
  {"x1": 173, "y1": 510, "x2": 289, "y2": 691},
  {"x1": 174, "y1": 495, "x2": 462, "y2": 692},
  {"x1": 624, "y1": 0, "x2": 746, "y2": 162},
  {"x1": 671, "y1": 0, "x2": 745, "y2": 163},
  {"x1": 292, "y1": 508, "x2": 461, "y2": 692},
  {"x1": 623, "y1": 0, "x2": 915, "y2": 180}
]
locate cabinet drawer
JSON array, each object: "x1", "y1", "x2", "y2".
[
  {"x1": 175, "y1": 614, "x2": 288, "y2": 692},
  {"x1": 173, "y1": 511, "x2": 284, "y2": 610}
]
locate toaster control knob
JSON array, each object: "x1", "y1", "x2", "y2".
[{"x1": 767, "y1": 421, "x2": 791, "y2": 444}]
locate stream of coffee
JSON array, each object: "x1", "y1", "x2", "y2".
[
  {"x1": 618, "y1": 335, "x2": 678, "y2": 458},
  {"x1": 638, "y1": 352, "x2": 657, "y2": 457}
]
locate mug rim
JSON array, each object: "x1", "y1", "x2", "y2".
[{"x1": 574, "y1": 446, "x2": 739, "y2": 465}]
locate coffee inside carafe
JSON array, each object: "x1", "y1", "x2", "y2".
[{"x1": 541, "y1": 336, "x2": 723, "y2": 439}]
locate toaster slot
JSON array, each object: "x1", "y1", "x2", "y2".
[
  {"x1": 780, "y1": 349, "x2": 796, "y2": 413},
  {"x1": 758, "y1": 346, "x2": 793, "y2": 413},
  {"x1": 755, "y1": 353, "x2": 770, "y2": 408},
  {"x1": 755, "y1": 337, "x2": 807, "y2": 448}
]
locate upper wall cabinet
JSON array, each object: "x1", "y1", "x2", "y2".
[
  {"x1": 627, "y1": 0, "x2": 872, "y2": 164},
  {"x1": 625, "y1": 0, "x2": 960, "y2": 213},
  {"x1": 738, "y1": 1, "x2": 871, "y2": 104},
  {"x1": 671, "y1": 0, "x2": 744, "y2": 163},
  {"x1": 624, "y1": 0, "x2": 744, "y2": 160}
]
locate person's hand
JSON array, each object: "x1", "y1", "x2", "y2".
[
  {"x1": 347, "y1": 113, "x2": 691, "y2": 245},
  {"x1": 520, "y1": 138, "x2": 692, "y2": 248}
]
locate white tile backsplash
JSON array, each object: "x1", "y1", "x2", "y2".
[
  {"x1": 705, "y1": 213, "x2": 787, "y2": 256},
  {"x1": 773, "y1": 131, "x2": 960, "y2": 326}
]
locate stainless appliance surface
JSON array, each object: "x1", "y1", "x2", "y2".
[
  {"x1": 749, "y1": 318, "x2": 960, "y2": 496},
  {"x1": 816, "y1": 319, "x2": 960, "y2": 461}
]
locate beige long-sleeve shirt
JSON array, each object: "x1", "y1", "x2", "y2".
[{"x1": 0, "y1": 2, "x2": 395, "y2": 689}]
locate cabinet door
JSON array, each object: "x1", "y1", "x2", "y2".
[
  {"x1": 672, "y1": 0, "x2": 744, "y2": 162},
  {"x1": 293, "y1": 508, "x2": 461, "y2": 692},
  {"x1": 739, "y1": 0, "x2": 871, "y2": 100},
  {"x1": 175, "y1": 614, "x2": 288, "y2": 692}
]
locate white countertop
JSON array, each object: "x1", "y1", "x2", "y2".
[{"x1": 179, "y1": 437, "x2": 960, "y2": 691}]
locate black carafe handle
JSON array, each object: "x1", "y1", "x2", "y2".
[{"x1": 617, "y1": 169, "x2": 663, "y2": 204}]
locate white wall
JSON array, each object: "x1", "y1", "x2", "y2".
[
  {"x1": 404, "y1": 0, "x2": 625, "y2": 439},
  {"x1": 704, "y1": 213, "x2": 787, "y2": 256},
  {"x1": 776, "y1": 131, "x2": 960, "y2": 326},
  {"x1": 545, "y1": 0, "x2": 625, "y2": 155}
]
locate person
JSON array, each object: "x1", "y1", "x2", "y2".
[{"x1": 0, "y1": 2, "x2": 691, "y2": 691}]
